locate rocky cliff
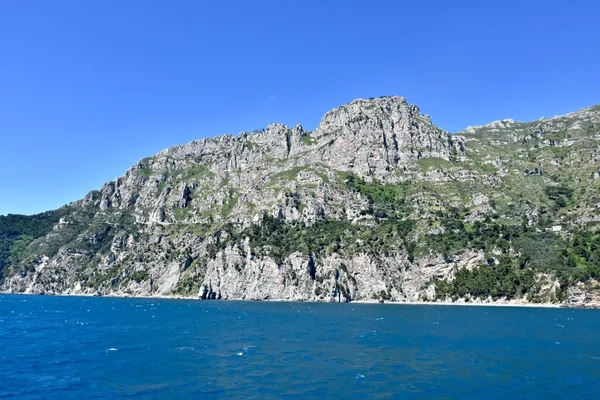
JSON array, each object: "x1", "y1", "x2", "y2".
[{"x1": 1, "y1": 96, "x2": 599, "y2": 306}]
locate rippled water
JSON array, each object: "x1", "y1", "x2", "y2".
[{"x1": 1, "y1": 295, "x2": 599, "y2": 399}]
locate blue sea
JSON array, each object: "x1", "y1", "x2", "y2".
[{"x1": 1, "y1": 295, "x2": 599, "y2": 399}]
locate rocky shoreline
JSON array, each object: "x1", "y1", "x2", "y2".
[{"x1": 5, "y1": 290, "x2": 600, "y2": 309}]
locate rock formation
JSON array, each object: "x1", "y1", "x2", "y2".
[{"x1": 1, "y1": 97, "x2": 599, "y2": 306}]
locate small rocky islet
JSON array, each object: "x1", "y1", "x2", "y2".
[{"x1": 1, "y1": 96, "x2": 599, "y2": 307}]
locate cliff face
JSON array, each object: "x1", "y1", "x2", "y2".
[
  {"x1": 1, "y1": 97, "x2": 599, "y2": 306},
  {"x1": 85, "y1": 96, "x2": 462, "y2": 226}
]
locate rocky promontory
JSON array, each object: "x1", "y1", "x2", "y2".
[{"x1": 1, "y1": 96, "x2": 599, "y2": 306}]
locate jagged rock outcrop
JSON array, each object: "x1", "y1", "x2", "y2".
[
  {"x1": 565, "y1": 282, "x2": 600, "y2": 308},
  {"x1": 312, "y1": 97, "x2": 465, "y2": 178}
]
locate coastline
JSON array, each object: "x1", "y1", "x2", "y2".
[
  {"x1": 352, "y1": 299, "x2": 562, "y2": 308},
  {"x1": 2, "y1": 290, "x2": 591, "y2": 308}
]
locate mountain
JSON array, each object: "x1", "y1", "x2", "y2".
[{"x1": 2, "y1": 96, "x2": 599, "y2": 306}]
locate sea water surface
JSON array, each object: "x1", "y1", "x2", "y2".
[{"x1": 1, "y1": 295, "x2": 599, "y2": 399}]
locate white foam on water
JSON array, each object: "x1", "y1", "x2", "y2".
[{"x1": 106, "y1": 348, "x2": 118, "y2": 352}]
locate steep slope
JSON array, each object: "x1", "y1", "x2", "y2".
[
  {"x1": 460, "y1": 105, "x2": 600, "y2": 226},
  {"x1": 1, "y1": 97, "x2": 599, "y2": 306}
]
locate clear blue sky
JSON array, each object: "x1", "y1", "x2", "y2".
[{"x1": 1, "y1": 0, "x2": 598, "y2": 215}]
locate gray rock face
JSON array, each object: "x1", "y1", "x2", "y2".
[
  {"x1": 2, "y1": 97, "x2": 599, "y2": 306},
  {"x1": 566, "y1": 282, "x2": 600, "y2": 308},
  {"x1": 313, "y1": 97, "x2": 462, "y2": 178},
  {"x1": 77, "y1": 96, "x2": 462, "y2": 229}
]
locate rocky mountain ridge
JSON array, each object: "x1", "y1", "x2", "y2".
[{"x1": 1, "y1": 96, "x2": 599, "y2": 307}]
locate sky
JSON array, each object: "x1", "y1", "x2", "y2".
[{"x1": 1, "y1": 0, "x2": 599, "y2": 215}]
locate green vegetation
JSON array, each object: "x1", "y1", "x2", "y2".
[
  {"x1": 137, "y1": 168, "x2": 154, "y2": 177},
  {"x1": 544, "y1": 185, "x2": 573, "y2": 208},
  {"x1": 181, "y1": 163, "x2": 215, "y2": 181},
  {"x1": 221, "y1": 194, "x2": 240, "y2": 216},
  {"x1": 341, "y1": 172, "x2": 412, "y2": 219},
  {"x1": 417, "y1": 157, "x2": 456, "y2": 172},
  {"x1": 83, "y1": 265, "x2": 121, "y2": 289},
  {"x1": 0, "y1": 208, "x2": 71, "y2": 280},
  {"x1": 206, "y1": 213, "x2": 413, "y2": 265},
  {"x1": 199, "y1": 182, "x2": 600, "y2": 302},
  {"x1": 130, "y1": 269, "x2": 150, "y2": 283},
  {"x1": 568, "y1": 230, "x2": 600, "y2": 281},
  {"x1": 269, "y1": 166, "x2": 305, "y2": 186},
  {"x1": 301, "y1": 133, "x2": 317, "y2": 146},
  {"x1": 0, "y1": 204, "x2": 137, "y2": 286},
  {"x1": 550, "y1": 146, "x2": 570, "y2": 160},
  {"x1": 429, "y1": 214, "x2": 600, "y2": 301},
  {"x1": 174, "y1": 208, "x2": 185, "y2": 220},
  {"x1": 434, "y1": 256, "x2": 538, "y2": 301}
]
